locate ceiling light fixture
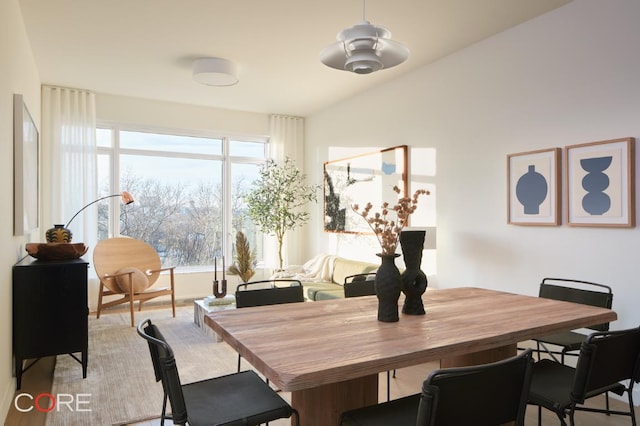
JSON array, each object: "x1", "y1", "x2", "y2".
[
  {"x1": 320, "y1": 0, "x2": 409, "y2": 74},
  {"x1": 192, "y1": 57, "x2": 239, "y2": 86}
]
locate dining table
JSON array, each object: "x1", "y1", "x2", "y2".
[{"x1": 204, "y1": 286, "x2": 617, "y2": 426}]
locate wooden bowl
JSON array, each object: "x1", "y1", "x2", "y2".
[{"x1": 25, "y1": 243, "x2": 88, "y2": 260}]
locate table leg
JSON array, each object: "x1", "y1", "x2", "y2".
[
  {"x1": 291, "y1": 374, "x2": 378, "y2": 426},
  {"x1": 440, "y1": 343, "x2": 517, "y2": 368}
]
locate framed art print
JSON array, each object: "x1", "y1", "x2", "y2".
[
  {"x1": 507, "y1": 148, "x2": 561, "y2": 226},
  {"x1": 13, "y1": 94, "x2": 39, "y2": 236},
  {"x1": 566, "y1": 137, "x2": 635, "y2": 227},
  {"x1": 324, "y1": 145, "x2": 408, "y2": 233}
]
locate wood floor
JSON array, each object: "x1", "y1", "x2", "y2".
[
  {"x1": 5, "y1": 356, "x2": 54, "y2": 426},
  {"x1": 10, "y1": 357, "x2": 637, "y2": 426},
  {"x1": 6, "y1": 307, "x2": 638, "y2": 425}
]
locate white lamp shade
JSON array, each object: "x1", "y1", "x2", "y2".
[
  {"x1": 320, "y1": 21, "x2": 409, "y2": 73},
  {"x1": 192, "y1": 58, "x2": 238, "y2": 86}
]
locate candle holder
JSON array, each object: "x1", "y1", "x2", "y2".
[
  {"x1": 212, "y1": 256, "x2": 227, "y2": 298},
  {"x1": 213, "y1": 279, "x2": 227, "y2": 298}
]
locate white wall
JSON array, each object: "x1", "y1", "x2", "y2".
[
  {"x1": 0, "y1": 0, "x2": 42, "y2": 419},
  {"x1": 96, "y1": 92, "x2": 270, "y2": 137},
  {"x1": 306, "y1": 0, "x2": 640, "y2": 331}
]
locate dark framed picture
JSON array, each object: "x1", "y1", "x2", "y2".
[
  {"x1": 323, "y1": 145, "x2": 408, "y2": 233},
  {"x1": 507, "y1": 148, "x2": 561, "y2": 226},
  {"x1": 14, "y1": 94, "x2": 39, "y2": 236},
  {"x1": 566, "y1": 137, "x2": 635, "y2": 227}
]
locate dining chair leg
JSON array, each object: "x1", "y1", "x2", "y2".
[
  {"x1": 559, "y1": 408, "x2": 569, "y2": 426},
  {"x1": 386, "y1": 371, "x2": 391, "y2": 401},
  {"x1": 569, "y1": 406, "x2": 576, "y2": 426},
  {"x1": 537, "y1": 406, "x2": 542, "y2": 426}
]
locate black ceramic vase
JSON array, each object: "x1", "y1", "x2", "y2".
[
  {"x1": 399, "y1": 230, "x2": 428, "y2": 315},
  {"x1": 374, "y1": 253, "x2": 402, "y2": 322}
]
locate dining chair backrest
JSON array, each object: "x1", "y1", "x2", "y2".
[
  {"x1": 343, "y1": 273, "x2": 376, "y2": 298},
  {"x1": 572, "y1": 327, "x2": 640, "y2": 403},
  {"x1": 416, "y1": 350, "x2": 534, "y2": 426},
  {"x1": 235, "y1": 279, "x2": 304, "y2": 308},
  {"x1": 539, "y1": 278, "x2": 613, "y2": 331},
  {"x1": 137, "y1": 318, "x2": 188, "y2": 425}
]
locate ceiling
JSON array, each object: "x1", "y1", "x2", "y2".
[{"x1": 18, "y1": 0, "x2": 571, "y2": 117}]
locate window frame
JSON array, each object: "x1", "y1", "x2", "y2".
[{"x1": 97, "y1": 121, "x2": 268, "y2": 272}]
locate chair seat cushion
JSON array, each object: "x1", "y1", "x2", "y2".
[
  {"x1": 535, "y1": 330, "x2": 587, "y2": 352},
  {"x1": 340, "y1": 393, "x2": 420, "y2": 426},
  {"x1": 182, "y1": 370, "x2": 294, "y2": 426},
  {"x1": 114, "y1": 267, "x2": 150, "y2": 293},
  {"x1": 528, "y1": 359, "x2": 626, "y2": 409}
]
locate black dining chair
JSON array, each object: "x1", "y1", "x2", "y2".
[
  {"x1": 339, "y1": 349, "x2": 534, "y2": 426},
  {"x1": 528, "y1": 326, "x2": 640, "y2": 426},
  {"x1": 137, "y1": 318, "x2": 299, "y2": 426},
  {"x1": 235, "y1": 279, "x2": 305, "y2": 373},
  {"x1": 343, "y1": 273, "x2": 377, "y2": 298},
  {"x1": 531, "y1": 277, "x2": 613, "y2": 364},
  {"x1": 343, "y1": 273, "x2": 396, "y2": 401}
]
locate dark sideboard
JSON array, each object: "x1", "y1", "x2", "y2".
[{"x1": 12, "y1": 258, "x2": 89, "y2": 389}]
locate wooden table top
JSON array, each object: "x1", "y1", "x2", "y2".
[{"x1": 204, "y1": 287, "x2": 617, "y2": 392}]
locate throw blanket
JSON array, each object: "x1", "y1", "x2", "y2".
[{"x1": 271, "y1": 254, "x2": 337, "y2": 282}]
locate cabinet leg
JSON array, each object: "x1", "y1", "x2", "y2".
[{"x1": 15, "y1": 357, "x2": 23, "y2": 390}]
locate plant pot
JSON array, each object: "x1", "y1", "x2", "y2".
[{"x1": 375, "y1": 253, "x2": 402, "y2": 322}]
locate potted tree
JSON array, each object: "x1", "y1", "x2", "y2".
[{"x1": 245, "y1": 157, "x2": 319, "y2": 271}]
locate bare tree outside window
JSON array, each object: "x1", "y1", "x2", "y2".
[{"x1": 96, "y1": 127, "x2": 266, "y2": 269}]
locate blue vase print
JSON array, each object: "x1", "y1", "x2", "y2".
[
  {"x1": 516, "y1": 165, "x2": 548, "y2": 214},
  {"x1": 580, "y1": 156, "x2": 612, "y2": 215}
]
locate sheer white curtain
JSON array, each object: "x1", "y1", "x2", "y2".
[
  {"x1": 41, "y1": 86, "x2": 97, "y2": 249},
  {"x1": 269, "y1": 115, "x2": 306, "y2": 266}
]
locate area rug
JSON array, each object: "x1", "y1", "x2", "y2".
[{"x1": 47, "y1": 306, "x2": 238, "y2": 425}]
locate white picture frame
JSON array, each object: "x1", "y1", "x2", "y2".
[{"x1": 14, "y1": 94, "x2": 39, "y2": 236}]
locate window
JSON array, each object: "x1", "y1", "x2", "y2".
[{"x1": 96, "y1": 125, "x2": 267, "y2": 270}]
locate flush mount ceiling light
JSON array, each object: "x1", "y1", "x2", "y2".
[
  {"x1": 320, "y1": 0, "x2": 409, "y2": 74},
  {"x1": 192, "y1": 57, "x2": 238, "y2": 86}
]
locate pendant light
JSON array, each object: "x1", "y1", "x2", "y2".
[{"x1": 320, "y1": 0, "x2": 409, "y2": 74}]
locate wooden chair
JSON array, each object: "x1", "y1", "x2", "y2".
[{"x1": 93, "y1": 237, "x2": 176, "y2": 327}]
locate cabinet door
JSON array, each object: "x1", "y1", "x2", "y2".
[{"x1": 13, "y1": 261, "x2": 88, "y2": 358}]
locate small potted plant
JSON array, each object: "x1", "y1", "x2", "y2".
[{"x1": 227, "y1": 231, "x2": 256, "y2": 283}]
